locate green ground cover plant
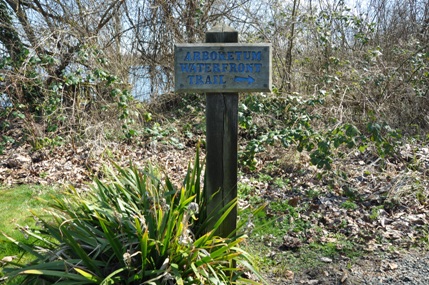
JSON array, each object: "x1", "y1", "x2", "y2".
[
  {"x1": 1, "y1": 152, "x2": 266, "y2": 285},
  {"x1": 0, "y1": 185, "x2": 61, "y2": 280}
]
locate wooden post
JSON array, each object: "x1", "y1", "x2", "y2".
[{"x1": 205, "y1": 25, "x2": 238, "y2": 237}]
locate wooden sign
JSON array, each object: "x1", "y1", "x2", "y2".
[{"x1": 174, "y1": 43, "x2": 272, "y2": 93}]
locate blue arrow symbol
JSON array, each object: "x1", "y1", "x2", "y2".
[{"x1": 234, "y1": 75, "x2": 255, "y2": 84}]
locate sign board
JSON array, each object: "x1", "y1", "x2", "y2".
[{"x1": 174, "y1": 43, "x2": 272, "y2": 93}]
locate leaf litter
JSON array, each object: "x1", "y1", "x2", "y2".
[{"x1": 0, "y1": 136, "x2": 428, "y2": 284}]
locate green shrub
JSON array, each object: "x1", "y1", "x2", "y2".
[
  {"x1": 237, "y1": 91, "x2": 403, "y2": 171},
  {"x1": 2, "y1": 151, "x2": 265, "y2": 284}
]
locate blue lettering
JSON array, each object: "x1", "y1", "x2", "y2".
[
  {"x1": 205, "y1": 76, "x2": 212, "y2": 84},
  {"x1": 202, "y1": 51, "x2": 209, "y2": 61},
  {"x1": 230, "y1": 63, "x2": 237, "y2": 72},
  {"x1": 246, "y1": 64, "x2": 253, "y2": 73},
  {"x1": 184, "y1": 52, "x2": 191, "y2": 61},
  {"x1": 193, "y1": 52, "x2": 201, "y2": 61},
  {"x1": 222, "y1": 63, "x2": 228, "y2": 72},
  {"x1": 238, "y1": 63, "x2": 245, "y2": 72},
  {"x1": 210, "y1": 51, "x2": 217, "y2": 60},
  {"x1": 213, "y1": 63, "x2": 220, "y2": 72},
  {"x1": 188, "y1": 75, "x2": 195, "y2": 84},
  {"x1": 244, "y1": 51, "x2": 251, "y2": 60},
  {"x1": 182, "y1": 50, "x2": 263, "y2": 63},
  {"x1": 180, "y1": 63, "x2": 190, "y2": 72},
  {"x1": 218, "y1": 52, "x2": 226, "y2": 60},
  {"x1": 204, "y1": 64, "x2": 211, "y2": 72},
  {"x1": 197, "y1": 63, "x2": 204, "y2": 72},
  {"x1": 196, "y1": 75, "x2": 204, "y2": 85},
  {"x1": 190, "y1": 64, "x2": 197, "y2": 73},
  {"x1": 254, "y1": 63, "x2": 262, "y2": 72},
  {"x1": 252, "y1": 51, "x2": 262, "y2": 61},
  {"x1": 235, "y1": 51, "x2": 242, "y2": 60}
]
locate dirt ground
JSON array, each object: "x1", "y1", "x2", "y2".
[{"x1": 1, "y1": 140, "x2": 428, "y2": 285}]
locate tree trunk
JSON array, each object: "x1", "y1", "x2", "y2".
[{"x1": 285, "y1": 0, "x2": 299, "y2": 93}]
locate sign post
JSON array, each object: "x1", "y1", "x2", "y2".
[
  {"x1": 174, "y1": 24, "x2": 271, "y2": 237},
  {"x1": 205, "y1": 25, "x2": 238, "y2": 238}
]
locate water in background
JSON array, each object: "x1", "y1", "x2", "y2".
[
  {"x1": 129, "y1": 66, "x2": 170, "y2": 101},
  {"x1": 0, "y1": 65, "x2": 171, "y2": 107}
]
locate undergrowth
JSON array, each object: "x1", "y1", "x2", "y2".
[{"x1": 1, "y1": 150, "x2": 266, "y2": 285}]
